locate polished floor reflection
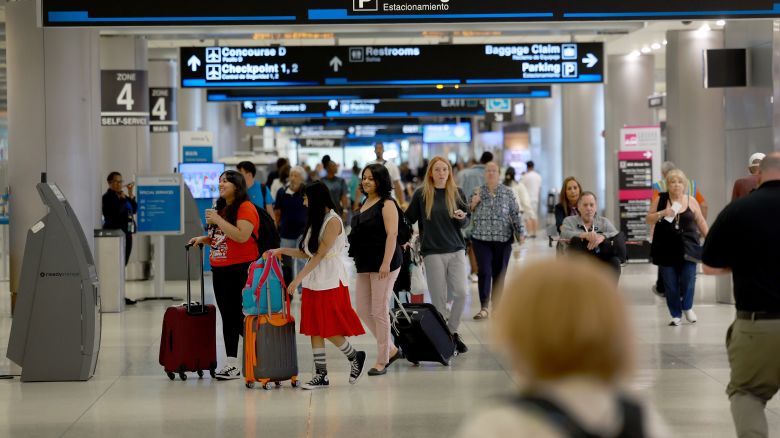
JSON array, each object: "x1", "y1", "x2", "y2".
[{"x1": 1, "y1": 239, "x2": 778, "y2": 437}]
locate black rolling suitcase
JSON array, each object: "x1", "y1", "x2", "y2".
[{"x1": 391, "y1": 295, "x2": 456, "y2": 366}]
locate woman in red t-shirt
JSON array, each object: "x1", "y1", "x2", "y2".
[{"x1": 190, "y1": 170, "x2": 259, "y2": 380}]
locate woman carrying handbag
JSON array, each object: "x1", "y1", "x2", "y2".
[{"x1": 647, "y1": 169, "x2": 709, "y2": 326}]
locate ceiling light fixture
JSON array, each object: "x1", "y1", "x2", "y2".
[
  {"x1": 628, "y1": 50, "x2": 641, "y2": 59},
  {"x1": 663, "y1": 40, "x2": 668, "y2": 45},
  {"x1": 698, "y1": 23, "x2": 712, "y2": 33},
  {"x1": 716, "y1": 20, "x2": 726, "y2": 26},
  {"x1": 641, "y1": 47, "x2": 651, "y2": 54},
  {"x1": 651, "y1": 43, "x2": 662, "y2": 50}
]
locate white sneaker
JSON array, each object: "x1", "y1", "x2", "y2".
[
  {"x1": 684, "y1": 309, "x2": 698, "y2": 323},
  {"x1": 669, "y1": 318, "x2": 681, "y2": 326},
  {"x1": 214, "y1": 365, "x2": 240, "y2": 380},
  {"x1": 469, "y1": 273, "x2": 478, "y2": 283}
]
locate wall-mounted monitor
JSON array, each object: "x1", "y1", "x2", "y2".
[
  {"x1": 178, "y1": 162, "x2": 225, "y2": 199},
  {"x1": 423, "y1": 123, "x2": 472, "y2": 144},
  {"x1": 704, "y1": 48, "x2": 747, "y2": 88}
]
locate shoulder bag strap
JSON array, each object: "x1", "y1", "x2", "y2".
[{"x1": 515, "y1": 395, "x2": 598, "y2": 438}]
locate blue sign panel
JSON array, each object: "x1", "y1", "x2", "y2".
[
  {"x1": 182, "y1": 146, "x2": 213, "y2": 163},
  {"x1": 137, "y1": 176, "x2": 184, "y2": 235}
]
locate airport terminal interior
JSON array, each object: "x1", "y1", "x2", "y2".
[{"x1": 1, "y1": 1, "x2": 780, "y2": 436}]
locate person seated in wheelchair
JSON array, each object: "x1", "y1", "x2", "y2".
[{"x1": 560, "y1": 191, "x2": 625, "y2": 278}]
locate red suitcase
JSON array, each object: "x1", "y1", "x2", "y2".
[{"x1": 159, "y1": 243, "x2": 217, "y2": 381}]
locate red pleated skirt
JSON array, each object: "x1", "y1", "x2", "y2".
[{"x1": 300, "y1": 282, "x2": 365, "y2": 338}]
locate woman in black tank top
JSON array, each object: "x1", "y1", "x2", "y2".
[
  {"x1": 646, "y1": 169, "x2": 709, "y2": 327},
  {"x1": 348, "y1": 164, "x2": 403, "y2": 375}
]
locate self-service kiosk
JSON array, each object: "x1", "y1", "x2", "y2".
[{"x1": 6, "y1": 182, "x2": 101, "y2": 381}]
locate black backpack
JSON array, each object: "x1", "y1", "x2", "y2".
[{"x1": 252, "y1": 204, "x2": 281, "y2": 255}]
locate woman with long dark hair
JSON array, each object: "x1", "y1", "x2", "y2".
[
  {"x1": 272, "y1": 181, "x2": 366, "y2": 389},
  {"x1": 348, "y1": 164, "x2": 403, "y2": 376},
  {"x1": 189, "y1": 170, "x2": 259, "y2": 380},
  {"x1": 555, "y1": 176, "x2": 583, "y2": 234}
]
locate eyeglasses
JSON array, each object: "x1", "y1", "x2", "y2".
[{"x1": 111, "y1": 179, "x2": 123, "y2": 184}]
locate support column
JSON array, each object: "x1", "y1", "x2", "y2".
[
  {"x1": 666, "y1": 29, "x2": 726, "y2": 219},
  {"x1": 178, "y1": 88, "x2": 204, "y2": 133},
  {"x1": 6, "y1": 0, "x2": 101, "y2": 305},
  {"x1": 562, "y1": 84, "x2": 606, "y2": 207},
  {"x1": 604, "y1": 54, "x2": 656, "y2": 222},
  {"x1": 526, "y1": 84, "x2": 563, "y2": 218},
  {"x1": 101, "y1": 36, "x2": 152, "y2": 282}
]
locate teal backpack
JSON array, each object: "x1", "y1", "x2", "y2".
[{"x1": 242, "y1": 252, "x2": 286, "y2": 315}]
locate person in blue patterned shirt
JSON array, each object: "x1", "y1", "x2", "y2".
[{"x1": 469, "y1": 162, "x2": 524, "y2": 320}]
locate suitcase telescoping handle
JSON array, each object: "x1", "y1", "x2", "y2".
[
  {"x1": 391, "y1": 290, "x2": 413, "y2": 325},
  {"x1": 184, "y1": 243, "x2": 206, "y2": 315}
]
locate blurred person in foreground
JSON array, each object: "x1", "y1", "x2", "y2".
[{"x1": 457, "y1": 256, "x2": 668, "y2": 437}]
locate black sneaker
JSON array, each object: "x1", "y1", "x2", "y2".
[
  {"x1": 453, "y1": 333, "x2": 468, "y2": 354},
  {"x1": 214, "y1": 365, "x2": 240, "y2": 380},
  {"x1": 301, "y1": 373, "x2": 329, "y2": 390},
  {"x1": 349, "y1": 351, "x2": 367, "y2": 384}
]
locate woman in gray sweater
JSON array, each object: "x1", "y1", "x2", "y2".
[{"x1": 405, "y1": 156, "x2": 470, "y2": 354}]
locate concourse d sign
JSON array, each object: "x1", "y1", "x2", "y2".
[{"x1": 180, "y1": 43, "x2": 603, "y2": 88}]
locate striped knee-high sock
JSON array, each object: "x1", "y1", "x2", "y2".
[
  {"x1": 338, "y1": 340, "x2": 357, "y2": 361},
  {"x1": 313, "y1": 348, "x2": 327, "y2": 375}
]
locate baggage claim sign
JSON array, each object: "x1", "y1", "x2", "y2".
[{"x1": 179, "y1": 43, "x2": 604, "y2": 88}]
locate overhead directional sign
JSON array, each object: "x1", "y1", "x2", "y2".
[
  {"x1": 207, "y1": 85, "x2": 553, "y2": 102},
  {"x1": 42, "y1": 1, "x2": 778, "y2": 26},
  {"x1": 240, "y1": 99, "x2": 484, "y2": 119},
  {"x1": 181, "y1": 43, "x2": 603, "y2": 88}
]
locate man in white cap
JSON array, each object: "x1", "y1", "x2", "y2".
[{"x1": 731, "y1": 152, "x2": 766, "y2": 201}]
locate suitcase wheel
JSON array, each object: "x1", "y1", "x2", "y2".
[
  {"x1": 197, "y1": 370, "x2": 204, "y2": 379},
  {"x1": 210, "y1": 369, "x2": 216, "y2": 379},
  {"x1": 179, "y1": 372, "x2": 188, "y2": 381},
  {"x1": 245, "y1": 382, "x2": 255, "y2": 389},
  {"x1": 166, "y1": 372, "x2": 176, "y2": 381},
  {"x1": 263, "y1": 382, "x2": 274, "y2": 390},
  {"x1": 291, "y1": 377, "x2": 300, "y2": 388}
]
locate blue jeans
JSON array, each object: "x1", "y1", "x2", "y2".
[
  {"x1": 281, "y1": 236, "x2": 305, "y2": 292},
  {"x1": 659, "y1": 262, "x2": 697, "y2": 318}
]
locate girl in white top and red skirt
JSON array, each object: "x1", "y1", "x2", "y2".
[{"x1": 272, "y1": 181, "x2": 366, "y2": 390}]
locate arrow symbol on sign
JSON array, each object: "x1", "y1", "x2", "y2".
[
  {"x1": 187, "y1": 55, "x2": 202, "y2": 72},
  {"x1": 582, "y1": 53, "x2": 599, "y2": 68},
  {"x1": 329, "y1": 56, "x2": 343, "y2": 72},
  {"x1": 643, "y1": 151, "x2": 653, "y2": 159}
]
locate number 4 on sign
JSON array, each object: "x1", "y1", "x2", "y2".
[
  {"x1": 117, "y1": 83, "x2": 135, "y2": 111},
  {"x1": 152, "y1": 97, "x2": 167, "y2": 121}
]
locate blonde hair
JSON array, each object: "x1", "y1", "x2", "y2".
[
  {"x1": 665, "y1": 168, "x2": 689, "y2": 190},
  {"x1": 494, "y1": 256, "x2": 633, "y2": 383},
  {"x1": 423, "y1": 156, "x2": 459, "y2": 220}
]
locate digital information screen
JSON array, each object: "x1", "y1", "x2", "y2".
[
  {"x1": 181, "y1": 43, "x2": 604, "y2": 88},
  {"x1": 42, "y1": 1, "x2": 778, "y2": 26}
]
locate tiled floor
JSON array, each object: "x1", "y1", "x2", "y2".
[{"x1": 1, "y1": 239, "x2": 779, "y2": 437}]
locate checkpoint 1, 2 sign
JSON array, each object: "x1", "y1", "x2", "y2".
[
  {"x1": 41, "y1": 1, "x2": 778, "y2": 26},
  {"x1": 136, "y1": 175, "x2": 184, "y2": 235},
  {"x1": 179, "y1": 43, "x2": 604, "y2": 88}
]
